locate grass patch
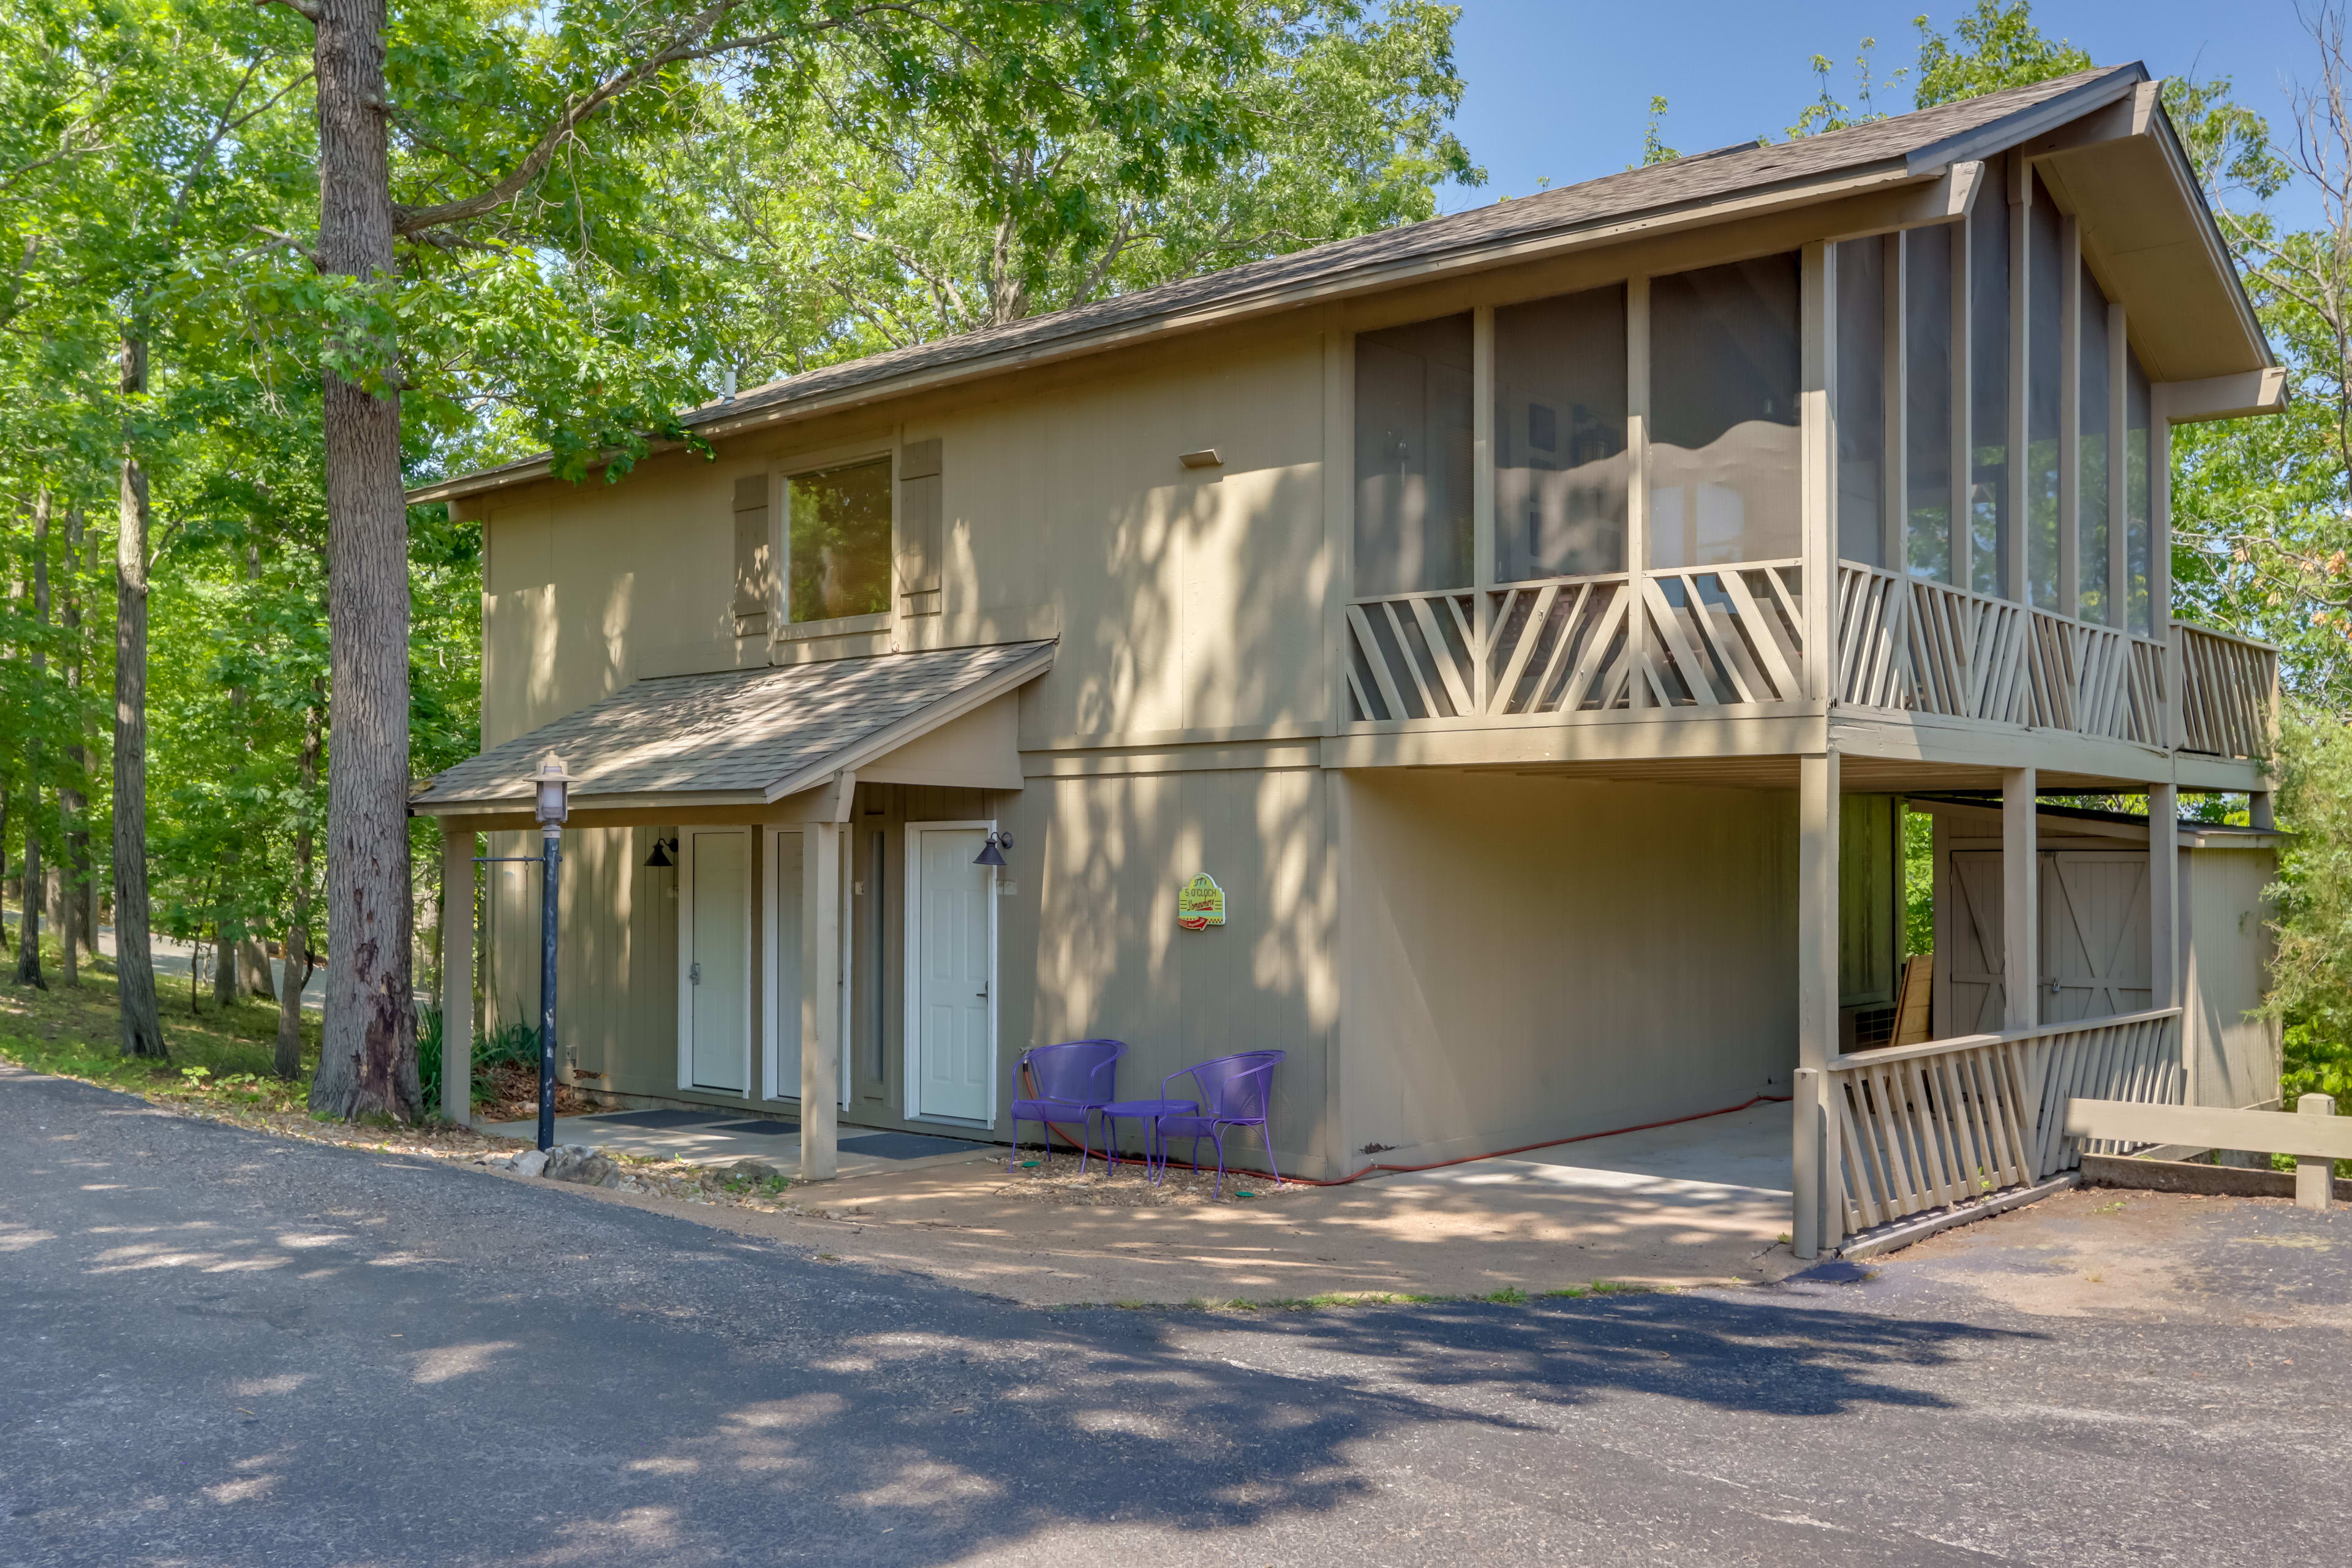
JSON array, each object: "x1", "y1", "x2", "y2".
[{"x1": 0, "y1": 937, "x2": 319, "y2": 1115}]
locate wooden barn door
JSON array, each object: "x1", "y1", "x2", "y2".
[{"x1": 2040, "y1": 853, "x2": 2152, "y2": 1024}]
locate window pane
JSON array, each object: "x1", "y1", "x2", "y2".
[
  {"x1": 1835, "y1": 236, "x2": 1887, "y2": 566},
  {"x1": 2125, "y1": 346, "x2": 2152, "y2": 635},
  {"x1": 1970, "y1": 165, "x2": 2011, "y2": 598},
  {"x1": 1648, "y1": 252, "x2": 1803, "y2": 568},
  {"x1": 2078, "y1": 263, "x2": 2111, "y2": 625},
  {"x1": 788, "y1": 457, "x2": 892, "y2": 622},
  {"x1": 1494, "y1": 285, "x2": 1628, "y2": 581},
  {"x1": 2024, "y1": 175, "x2": 2064, "y2": 610},
  {"x1": 1905, "y1": 225, "x2": 1954, "y2": 583},
  {"x1": 1354, "y1": 314, "x2": 1475, "y2": 595}
]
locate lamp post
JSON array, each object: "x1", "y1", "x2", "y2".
[{"x1": 532, "y1": 757, "x2": 570, "y2": 1153}]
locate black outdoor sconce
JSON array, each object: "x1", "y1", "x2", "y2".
[{"x1": 973, "y1": 830, "x2": 1013, "y2": 867}]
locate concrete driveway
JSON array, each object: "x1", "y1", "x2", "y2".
[{"x1": 4, "y1": 1061, "x2": 2348, "y2": 1567}]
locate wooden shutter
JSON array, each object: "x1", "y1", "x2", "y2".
[
  {"x1": 897, "y1": 439, "x2": 942, "y2": 616},
  {"x1": 733, "y1": 475, "x2": 771, "y2": 636}
]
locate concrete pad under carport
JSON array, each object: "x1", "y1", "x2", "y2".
[
  {"x1": 507, "y1": 1099, "x2": 1806, "y2": 1305},
  {"x1": 480, "y1": 1111, "x2": 998, "y2": 1180}
]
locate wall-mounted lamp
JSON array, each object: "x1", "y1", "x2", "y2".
[
  {"x1": 973, "y1": 829, "x2": 1014, "y2": 867},
  {"x1": 533, "y1": 756, "x2": 571, "y2": 825},
  {"x1": 1177, "y1": 448, "x2": 1223, "y2": 470},
  {"x1": 643, "y1": 835, "x2": 677, "y2": 869}
]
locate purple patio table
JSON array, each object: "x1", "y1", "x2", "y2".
[{"x1": 1097, "y1": 1098, "x2": 1196, "y2": 1175}]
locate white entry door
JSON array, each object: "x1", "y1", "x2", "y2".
[
  {"x1": 907, "y1": 824, "x2": 995, "y2": 1121},
  {"x1": 680, "y1": 827, "x2": 750, "y2": 1093}
]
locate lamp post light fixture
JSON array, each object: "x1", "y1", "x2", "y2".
[{"x1": 532, "y1": 757, "x2": 570, "y2": 1153}]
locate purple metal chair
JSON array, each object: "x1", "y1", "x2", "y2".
[
  {"x1": 1008, "y1": 1039, "x2": 1125, "y2": 1172},
  {"x1": 1152, "y1": 1050, "x2": 1284, "y2": 1197}
]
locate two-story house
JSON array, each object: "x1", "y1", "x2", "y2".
[{"x1": 413, "y1": 64, "x2": 2286, "y2": 1256}]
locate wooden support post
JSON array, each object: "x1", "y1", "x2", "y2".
[
  {"x1": 440, "y1": 821, "x2": 475, "y2": 1126},
  {"x1": 799, "y1": 819, "x2": 842, "y2": 1182},
  {"x1": 1627, "y1": 275, "x2": 1652, "y2": 707},
  {"x1": 1472, "y1": 305, "x2": 1494, "y2": 713},
  {"x1": 2297, "y1": 1093, "x2": 2338, "y2": 1212},
  {"x1": 2249, "y1": 791, "x2": 2275, "y2": 831},
  {"x1": 2002, "y1": 767, "x2": 2037, "y2": 1032},
  {"x1": 1795, "y1": 750, "x2": 1841, "y2": 1259},
  {"x1": 1801, "y1": 241, "x2": 1834, "y2": 704}
]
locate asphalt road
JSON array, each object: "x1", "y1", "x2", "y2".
[{"x1": 4, "y1": 1063, "x2": 2348, "y2": 1567}]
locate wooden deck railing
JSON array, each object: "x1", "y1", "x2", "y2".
[
  {"x1": 1820, "y1": 1008, "x2": 2182, "y2": 1242},
  {"x1": 1834, "y1": 564, "x2": 2168, "y2": 745},
  {"x1": 1346, "y1": 562, "x2": 1803, "y2": 722},
  {"x1": 1345, "y1": 564, "x2": 2275, "y2": 760},
  {"x1": 2175, "y1": 621, "x2": 2277, "y2": 760}
]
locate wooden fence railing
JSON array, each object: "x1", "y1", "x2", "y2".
[
  {"x1": 1834, "y1": 564, "x2": 2168, "y2": 746},
  {"x1": 2175, "y1": 621, "x2": 2276, "y2": 760},
  {"x1": 1820, "y1": 1008, "x2": 2182, "y2": 1242}
]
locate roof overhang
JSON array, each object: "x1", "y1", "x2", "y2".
[
  {"x1": 410, "y1": 639, "x2": 1053, "y2": 823},
  {"x1": 407, "y1": 162, "x2": 1981, "y2": 508}
]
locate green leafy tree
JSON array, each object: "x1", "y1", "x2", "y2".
[{"x1": 1910, "y1": 1, "x2": 2092, "y2": 109}]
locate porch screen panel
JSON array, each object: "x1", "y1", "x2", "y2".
[
  {"x1": 1354, "y1": 313, "x2": 1474, "y2": 595},
  {"x1": 1970, "y1": 163, "x2": 2012, "y2": 598},
  {"x1": 1904, "y1": 225, "x2": 1954, "y2": 582},
  {"x1": 2024, "y1": 175, "x2": 2064, "y2": 610},
  {"x1": 1646, "y1": 252, "x2": 1802, "y2": 567},
  {"x1": 788, "y1": 457, "x2": 893, "y2": 623},
  {"x1": 2125, "y1": 346, "x2": 2153, "y2": 634},
  {"x1": 2078, "y1": 263, "x2": 2112, "y2": 624},
  {"x1": 1834, "y1": 236, "x2": 1887, "y2": 566},
  {"x1": 1494, "y1": 284, "x2": 1628, "y2": 581}
]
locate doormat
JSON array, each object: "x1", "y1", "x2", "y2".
[
  {"x1": 709, "y1": 1119, "x2": 800, "y2": 1137},
  {"x1": 582, "y1": 1109, "x2": 736, "y2": 1129},
  {"x1": 839, "y1": 1131, "x2": 990, "y2": 1161}
]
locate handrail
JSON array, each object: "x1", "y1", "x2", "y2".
[
  {"x1": 1827, "y1": 1005, "x2": 2182, "y2": 1071},
  {"x1": 2171, "y1": 616, "x2": 2281, "y2": 656}
]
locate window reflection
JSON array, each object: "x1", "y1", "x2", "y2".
[
  {"x1": 1494, "y1": 285, "x2": 1627, "y2": 581},
  {"x1": 1835, "y1": 236, "x2": 1887, "y2": 567},
  {"x1": 2125, "y1": 347, "x2": 2152, "y2": 635},
  {"x1": 1970, "y1": 160, "x2": 2011, "y2": 599},
  {"x1": 1354, "y1": 314, "x2": 1475, "y2": 595},
  {"x1": 1648, "y1": 253, "x2": 1803, "y2": 568},
  {"x1": 1905, "y1": 225, "x2": 1956, "y2": 583},
  {"x1": 2079, "y1": 262, "x2": 2112, "y2": 625},
  {"x1": 2024, "y1": 173, "x2": 2064, "y2": 610},
  {"x1": 787, "y1": 457, "x2": 893, "y2": 623}
]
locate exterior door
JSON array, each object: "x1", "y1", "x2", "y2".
[
  {"x1": 681, "y1": 827, "x2": 750, "y2": 1093},
  {"x1": 907, "y1": 824, "x2": 994, "y2": 1121},
  {"x1": 1948, "y1": 850, "x2": 2007, "y2": 1034},
  {"x1": 2041, "y1": 853, "x2": 2152, "y2": 1023}
]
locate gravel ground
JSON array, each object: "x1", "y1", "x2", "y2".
[{"x1": 5, "y1": 1060, "x2": 2350, "y2": 1567}]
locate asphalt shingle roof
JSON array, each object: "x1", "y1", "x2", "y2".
[
  {"x1": 420, "y1": 66, "x2": 2141, "y2": 499},
  {"x1": 416, "y1": 640, "x2": 1054, "y2": 807}
]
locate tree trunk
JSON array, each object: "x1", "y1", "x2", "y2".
[
  {"x1": 242, "y1": 935, "x2": 275, "y2": 1001},
  {"x1": 276, "y1": 684, "x2": 322, "y2": 1080},
  {"x1": 306, "y1": 0, "x2": 418, "y2": 1119},
  {"x1": 60, "y1": 506, "x2": 91, "y2": 976},
  {"x1": 14, "y1": 488, "x2": 48, "y2": 988},
  {"x1": 115, "y1": 336, "x2": 166, "y2": 1057}
]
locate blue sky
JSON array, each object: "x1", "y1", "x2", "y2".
[{"x1": 1436, "y1": 1, "x2": 2326, "y2": 227}]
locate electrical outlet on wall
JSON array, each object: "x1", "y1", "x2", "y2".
[{"x1": 996, "y1": 878, "x2": 1019, "y2": 897}]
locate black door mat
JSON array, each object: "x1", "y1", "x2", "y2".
[
  {"x1": 839, "y1": 1131, "x2": 990, "y2": 1161},
  {"x1": 708, "y1": 1119, "x2": 799, "y2": 1137},
  {"x1": 581, "y1": 1109, "x2": 736, "y2": 1129}
]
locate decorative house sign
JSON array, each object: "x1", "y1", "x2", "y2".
[{"x1": 1176, "y1": 873, "x2": 1226, "y2": 930}]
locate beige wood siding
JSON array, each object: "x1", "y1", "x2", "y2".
[
  {"x1": 1340, "y1": 772, "x2": 1797, "y2": 1166},
  {"x1": 2184, "y1": 846, "x2": 2280, "y2": 1110}
]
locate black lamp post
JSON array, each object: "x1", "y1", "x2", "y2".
[{"x1": 532, "y1": 757, "x2": 570, "y2": 1152}]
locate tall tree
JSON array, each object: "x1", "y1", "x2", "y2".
[
  {"x1": 251, "y1": 0, "x2": 1266, "y2": 1119},
  {"x1": 13, "y1": 486, "x2": 48, "y2": 987},
  {"x1": 113, "y1": 336, "x2": 164, "y2": 1052}
]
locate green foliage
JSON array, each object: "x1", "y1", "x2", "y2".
[
  {"x1": 1910, "y1": 2, "x2": 2092, "y2": 109},
  {"x1": 1637, "y1": 96, "x2": 1677, "y2": 168},
  {"x1": 414, "y1": 1005, "x2": 543, "y2": 1113}
]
